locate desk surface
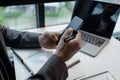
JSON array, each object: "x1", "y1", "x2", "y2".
[{"x1": 14, "y1": 24, "x2": 120, "y2": 80}]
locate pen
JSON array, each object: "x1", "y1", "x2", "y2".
[
  {"x1": 10, "y1": 48, "x2": 34, "y2": 75},
  {"x1": 67, "y1": 59, "x2": 80, "y2": 69},
  {"x1": 80, "y1": 71, "x2": 110, "y2": 80},
  {"x1": 73, "y1": 75, "x2": 86, "y2": 80}
]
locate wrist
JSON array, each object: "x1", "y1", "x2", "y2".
[
  {"x1": 57, "y1": 55, "x2": 66, "y2": 62},
  {"x1": 55, "y1": 51, "x2": 67, "y2": 62}
]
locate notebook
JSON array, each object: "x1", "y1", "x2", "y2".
[
  {"x1": 12, "y1": 48, "x2": 80, "y2": 79},
  {"x1": 73, "y1": 0, "x2": 120, "y2": 57}
]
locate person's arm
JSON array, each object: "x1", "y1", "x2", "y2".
[
  {"x1": 28, "y1": 28, "x2": 82, "y2": 80},
  {"x1": 0, "y1": 25, "x2": 60, "y2": 49},
  {"x1": 0, "y1": 25, "x2": 40, "y2": 48},
  {"x1": 28, "y1": 55, "x2": 68, "y2": 80}
]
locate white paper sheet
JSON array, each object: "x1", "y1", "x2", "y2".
[{"x1": 80, "y1": 71, "x2": 115, "y2": 80}]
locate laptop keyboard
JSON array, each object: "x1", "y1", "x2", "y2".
[{"x1": 81, "y1": 31, "x2": 106, "y2": 47}]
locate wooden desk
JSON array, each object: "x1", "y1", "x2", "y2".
[{"x1": 14, "y1": 24, "x2": 120, "y2": 80}]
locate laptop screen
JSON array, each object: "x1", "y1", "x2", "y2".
[{"x1": 74, "y1": 0, "x2": 120, "y2": 38}]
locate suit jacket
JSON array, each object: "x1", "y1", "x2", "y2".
[{"x1": 0, "y1": 25, "x2": 68, "y2": 80}]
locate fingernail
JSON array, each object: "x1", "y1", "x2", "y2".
[{"x1": 54, "y1": 36, "x2": 58, "y2": 41}]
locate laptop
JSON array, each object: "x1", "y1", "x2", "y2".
[{"x1": 73, "y1": 0, "x2": 120, "y2": 57}]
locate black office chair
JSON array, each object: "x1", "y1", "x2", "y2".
[{"x1": 0, "y1": 34, "x2": 15, "y2": 80}]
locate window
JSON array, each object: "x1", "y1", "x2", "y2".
[
  {"x1": 45, "y1": 1, "x2": 75, "y2": 26},
  {"x1": 0, "y1": 5, "x2": 36, "y2": 30},
  {"x1": 0, "y1": 1, "x2": 75, "y2": 29}
]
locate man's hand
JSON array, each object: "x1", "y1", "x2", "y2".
[
  {"x1": 39, "y1": 32, "x2": 60, "y2": 49},
  {"x1": 55, "y1": 28, "x2": 82, "y2": 61}
]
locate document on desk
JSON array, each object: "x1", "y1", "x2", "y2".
[
  {"x1": 80, "y1": 71, "x2": 116, "y2": 80},
  {"x1": 13, "y1": 48, "x2": 80, "y2": 74},
  {"x1": 20, "y1": 49, "x2": 54, "y2": 74}
]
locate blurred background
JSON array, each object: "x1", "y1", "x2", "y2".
[
  {"x1": 0, "y1": 0, "x2": 119, "y2": 30},
  {"x1": 0, "y1": 2, "x2": 75, "y2": 30},
  {"x1": 0, "y1": 0, "x2": 119, "y2": 41}
]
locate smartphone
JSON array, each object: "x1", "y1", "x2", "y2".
[{"x1": 57, "y1": 16, "x2": 83, "y2": 44}]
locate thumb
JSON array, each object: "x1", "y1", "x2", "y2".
[
  {"x1": 52, "y1": 34, "x2": 58, "y2": 41},
  {"x1": 50, "y1": 32, "x2": 59, "y2": 41},
  {"x1": 63, "y1": 28, "x2": 73, "y2": 38}
]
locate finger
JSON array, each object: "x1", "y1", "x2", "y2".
[
  {"x1": 51, "y1": 33, "x2": 59, "y2": 41},
  {"x1": 70, "y1": 31, "x2": 81, "y2": 42},
  {"x1": 63, "y1": 28, "x2": 73, "y2": 38},
  {"x1": 54, "y1": 32, "x2": 61, "y2": 41},
  {"x1": 46, "y1": 32, "x2": 58, "y2": 41},
  {"x1": 55, "y1": 32, "x2": 61, "y2": 38},
  {"x1": 70, "y1": 31, "x2": 82, "y2": 49},
  {"x1": 74, "y1": 31, "x2": 81, "y2": 41}
]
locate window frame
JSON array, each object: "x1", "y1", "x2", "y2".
[{"x1": 0, "y1": 0, "x2": 75, "y2": 28}]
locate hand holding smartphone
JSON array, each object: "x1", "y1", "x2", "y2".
[{"x1": 57, "y1": 16, "x2": 83, "y2": 44}]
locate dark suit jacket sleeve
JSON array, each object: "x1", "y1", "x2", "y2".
[
  {"x1": 0, "y1": 25, "x2": 40, "y2": 48},
  {"x1": 28, "y1": 55, "x2": 68, "y2": 80}
]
